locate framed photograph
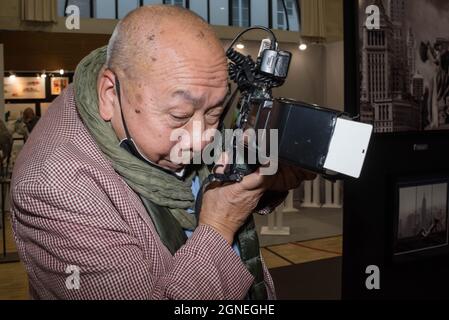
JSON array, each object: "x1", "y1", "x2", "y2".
[
  {"x1": 3, "y1": 76, "x2": 46, "y2": 99},
  {"x1": 394, "y1": 177, "x2": 449, "y2": 257},
  {"x1": 5, "y1": 103, "x2": 36, "y2": 121},
  {"x1": 353, "y1": 0, "x2": 449, "y2": 133},
  {"x1": 51, "y1": 77, "x2": 69, "y2": 95},
  {"x1": 40, "y1": 102, "x2": 51, "y2": 116}
]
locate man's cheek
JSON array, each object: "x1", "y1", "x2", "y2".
[{"x1": 168, "y1": 128, "x2": 191, "y2": 164}]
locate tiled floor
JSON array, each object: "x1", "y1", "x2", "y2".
[
  {"x1": 0, "y1": 212, "x2": 342, "y2": 300},
  {"x1": 261, "y1": 236, "x2": 342, "y2": 268}
]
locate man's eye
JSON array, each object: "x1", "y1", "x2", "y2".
[
  {"x1": 206, "y1": 113, "x2": 221, "y2": 124},
  {"x1": 171, "y1": 114, "x2": 191, "y2": 121},
  {"x1": 207, "y1": 112, "x2": 221, "y2": 118}
]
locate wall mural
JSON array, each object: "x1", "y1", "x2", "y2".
[{"x1": 358, "y1": 0, "x2": 449, "y2": 133}]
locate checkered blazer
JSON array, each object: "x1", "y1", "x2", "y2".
[{"x1": 10, "y1": 85, "x2": 276, "y2": 300}]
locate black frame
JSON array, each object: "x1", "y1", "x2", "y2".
[
  {"x1": 62, "y1": 0, "x2": 300, "y2": 31},
  {"x1": 343, "y1": 0, "x2": 449, "y2": 299},
  {"x1": 343, "y1": 0, "x2": 358, "y2": 117},
  {"x1": 392, "y1": 175, "x2": 449, "y2": 262},
  {"x1": 345, "y1": 0, "x2": 449, "y2": 133},
  {"x1": 4, "y1": 72, "x2": 74, "y2": 118}
]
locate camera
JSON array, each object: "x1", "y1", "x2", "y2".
[{"x1": 215, "y1": 26, "x2": 373, "y2": 183}]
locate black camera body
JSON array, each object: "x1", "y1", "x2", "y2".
[{"x1": 219, "y1": 27, "x2": 372, "y2": 183}]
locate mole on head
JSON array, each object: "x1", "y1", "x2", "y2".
[{"x1": 197, "y1": 31, "x2": 205, "y2": 39}]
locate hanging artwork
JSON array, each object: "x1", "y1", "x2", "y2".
[
  {"x1": 394, "y1": 179, "x2": 448, "y2": 257},
  {"x1": 4, "y1": 76, "x2": 46, "y2": 100},
  {"x1": 357, "y1": 0, "x2": 449, "y2": 133},
  {"x1": 50, "y1": 77, "x2": 69, "y2": 95}
]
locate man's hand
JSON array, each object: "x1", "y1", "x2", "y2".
[
  {"x1": 266, "y1": 164, "x2": 316, "y2": 192},
  {"x1": 199, "y1": 157, "x2": 315, "y2": 245}
]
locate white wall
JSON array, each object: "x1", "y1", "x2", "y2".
[
  {"x1": 223, "y1": 40, "x2": 326, "y2": 106},
  {"x1": 273, "y1": 42, "x2": 326, "y2": 105},
  {"x1": 323, "y1": 41, "x2": 344, "y2": 111},
  {"x1": 220, "y1": 39, "x2": 344, "y2": 122}
]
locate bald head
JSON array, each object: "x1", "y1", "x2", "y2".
[
  {"x1": 98, "y1": 5, "x2": 229, "y2": 172},
  {"x1": 106, "y1": 5, "x2": 224, "y2": 80}
]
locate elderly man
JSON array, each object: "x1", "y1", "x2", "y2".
[{"x1": 11, "y1": 5, "x2": 311, "y2": 300}]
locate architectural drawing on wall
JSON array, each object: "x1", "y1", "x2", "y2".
[
  {"x1": 358, "y1": 0, "x2": 449, "y2": 132},
  {"x1": 395, "y1": 182, "x2": 448, "y2": 255}
]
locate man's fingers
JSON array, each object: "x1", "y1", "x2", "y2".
[
  {"x1": 237, "y1": 168, "x2": 271, "y2": 192},
  {"x1": 213, "y1": 152, "x2": 230, "y2": 174}
]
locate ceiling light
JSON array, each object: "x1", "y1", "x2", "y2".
[
  {"x1": 299, "y1": 43, "x2": 308, "y2": 51},
  {"x1": 59, "y1": 69, "x2": 65, "y2": 75},
  {"x1": 298, "y1": 37, "x2": 309, "y2": 51}
]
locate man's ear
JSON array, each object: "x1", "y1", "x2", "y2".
[{"x1": 98, "y1": 68, "x2": 117, "y2": 121}]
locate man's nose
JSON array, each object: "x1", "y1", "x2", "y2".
[{"x1": 179, "y1": 119, "x2": 206, "y2": 153}]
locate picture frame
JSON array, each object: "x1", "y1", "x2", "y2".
[
  {"x1": 40, "y1": 102, "x2": 51, "y2": 116},
  {"x1": 393, "y1": 174, "x2": 449, "y2": 261},
  {"x1": 343, "y1": 0, "x2": 449, "y2": 298},
  {"x1": 3, "y1": 76, "x2": 46, "y2": 100},
  {"x1": 50, "y1": 77, "x2": 69, "y2": 96},
  {"x1": 5, "y1": 103, "x2": 36, "y2": 121},
  {"x1": 351, "y1": 0, "x2": 449, "y2": 134}
]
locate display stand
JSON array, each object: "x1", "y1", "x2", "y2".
[
  {"x1": 282, "y1": 190, "x2": 298, "y2": 213},
  {"x1": 322, "y1": 180, "x2": 343, "y2": 208},
  {"x1": 260, "y1": 192, "x2": 294, "y2": 236},
  {"x1": 301, "y1": 175, "x2": 321, "y2": 207}
]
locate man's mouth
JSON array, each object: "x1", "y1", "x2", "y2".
[{"x1": 163, "y1": 158, "x2": 186, "y2": 171}]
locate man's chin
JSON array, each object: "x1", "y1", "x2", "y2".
[{"x1": 160, "y1": 159, "x2": 188, "y2": 172}]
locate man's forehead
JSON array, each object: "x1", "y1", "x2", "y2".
[{"x1": 171, "y1": 88, "x2": 228, "y2": 108}]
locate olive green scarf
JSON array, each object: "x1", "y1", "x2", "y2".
[
  {"x1": 74, "y1": 46, "x2": 268, "y2": 300},
  {"x1": 74, "y1": 46, "x2": 205, "y2": 231}
]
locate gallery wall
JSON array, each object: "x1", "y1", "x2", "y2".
[
  {"x1": 324, "y1": 41, "x2": 344, "y2": 111},
  {"x1": 342, "y1": 0, "x2": 449, "y2": 299},
  {"x1": 0, "y1": 0, "x2": 345, "y2": 117},
  {"x1": 1, "y1": 30, "x2": 345, "y2": 112},
  {"x1": 0, "y1": 30, "x2": 110, "y2": 71}
]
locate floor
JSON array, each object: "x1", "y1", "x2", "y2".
[
  {"x1": 254, "y1": 206, "x2": 342, "y2": 247},
  {"x1": 1, "y1": 210, "x2": 343, "y2": 300},
  {"x1": 269, "y1": 257, "x2": 342, "y2": 300},
  {"x1": 0, "y1": 214, "x2": 29, "y2": 300},
  {"x1": 261, "y1": 235, "x2": 342, "y2": 268}
]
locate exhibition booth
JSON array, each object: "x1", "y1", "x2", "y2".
[{"x1": 0, "y1": 0, "x2": 448, "y2": 301}]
